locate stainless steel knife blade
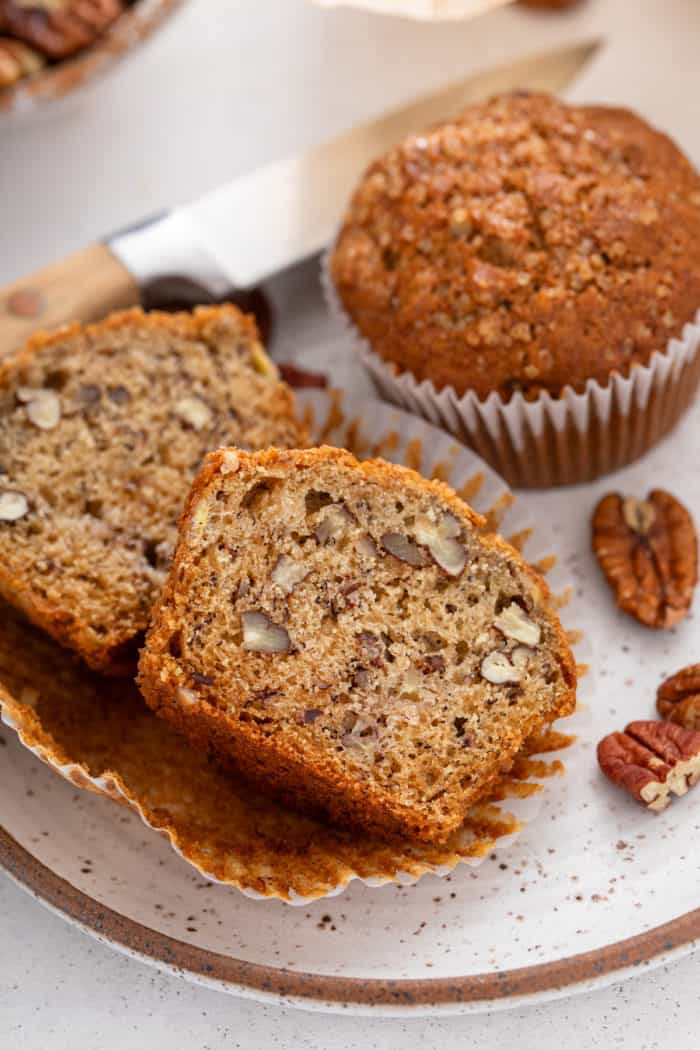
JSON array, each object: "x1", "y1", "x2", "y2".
[{"x1": 110, "y1": 38, "x2": 601, "y2": 292}]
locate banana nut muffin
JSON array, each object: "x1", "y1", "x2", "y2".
[
  {"x1": 0, "y1": 306, "x2": 307, "y2": 674},
  {"x1": 330, "y1": 92, "x2": 700, "y2": 400},
  {"x1": 139, "y1": 446, "x2": 576, "y2": 843}
]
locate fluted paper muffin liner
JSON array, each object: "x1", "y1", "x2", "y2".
[
  {"x1": 0, "y1": 394, "x2": 589, "y2": 903},
  {"x1": 322, "y1": 253, "x2": 700, "y2": 487}
]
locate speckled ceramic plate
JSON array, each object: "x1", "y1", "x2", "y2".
[{"x1": 1, "y1": 266, "x2": 699, "y2": 1014}]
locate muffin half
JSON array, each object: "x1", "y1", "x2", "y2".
[
  {"x1": 0, "y1": 306, "x2": 307, "y2": 673},
  {"x1": 139, "y1": 446, "x2": 576, "y2": 843}
]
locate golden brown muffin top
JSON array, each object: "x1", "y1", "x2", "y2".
[{"x1": 331, "y1": 93, "x2": 700, "y2": 399}]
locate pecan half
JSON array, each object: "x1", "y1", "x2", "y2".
[
  {"x1": 591, "y1": 489, "x2": 698, "y2": 628},
  {"x1": 657, "y1": 664, "x2": 700, "y2": 731},
  {"x1": 597, "y1": 720, "x2": 700, "y2": 811}
]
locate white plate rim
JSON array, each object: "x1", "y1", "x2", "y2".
[{"x1": 1, "y1": 826, "x2": 698, "y2": 1016}]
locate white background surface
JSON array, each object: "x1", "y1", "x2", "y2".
[{"x1": 1, "y1": 0, "x2": 699, "y2": 1044}]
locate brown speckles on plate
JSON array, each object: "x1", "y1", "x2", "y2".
[{"x1": 0, "y1": 825, "x2": 699, "y2": 1010}]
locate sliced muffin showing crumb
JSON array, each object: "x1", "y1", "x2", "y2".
[
  {"x1": 0, "y1": 306, "x2": 307, "y2": 674},
  {"x1": 139, "y1": 446, "x2": 576, "y2": 843}
]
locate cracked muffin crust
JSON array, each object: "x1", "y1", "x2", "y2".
[
  {"x1": 330, "y1": 92, "x2": 700, "y2": 400},
  {"x1": 0, "y1": 306, "x2": 307, "y2": 674},
  {"x1": 139, "y1": 446, "x2": 576, "y2": 843}
]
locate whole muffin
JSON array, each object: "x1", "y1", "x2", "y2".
[{"x1": 330, "y1": 93, "x2": 700, "y2": 400}]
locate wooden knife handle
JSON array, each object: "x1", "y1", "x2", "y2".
[{"x1": 0, "y1": 244, "x2": 140, "y2": 360}]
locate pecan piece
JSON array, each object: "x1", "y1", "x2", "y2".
[
  {"x1": 657, "y1": 664, "x2": 700, "y2": 731},
  {"x1": 380, "y1": 531, "x2": 429, "y2": 567},
  {"x1": 271, "y1": 554, "x2": 308, "y2": 595},
  {"x1": 597, "y1": 720, "x2": 700, "y2": 811},
  {"x1": 277, "y1": 362, "x2": 328, "y2": 389},
  {"x1": 0, "y1": 491, "x2": 28, "y2": 521},
  {"x1": 0, "y1": 37, "x2": 44, "y2": 87},
  {"x1": 2, "y1": 0, "x2": 125, "y2": 61},
  {"x1": 480, "y1": 650, "x2": 521, "y2": 684},
  {"x1": 241, "y1": 611, "x2": 291, "y2": 653},
  {"x1": 413, "y1": 513, "x2": 467, "y2": 577},
  {"x1": 591, "y1": 489, "x2": 697, "y2": 628},
  {"x1": 355, "y1": 630, "x2": 384, "y2": 667},
  {"x1": 419, "y1": 654, "x2": 446, "y2": 674}
]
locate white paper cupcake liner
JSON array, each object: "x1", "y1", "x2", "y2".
[
  {"x1": 322, "y1": 250, "x2": 700, "y2": 487},
  {"x1": 0, "y1": 393, "x2": 590, "y2": 903}
]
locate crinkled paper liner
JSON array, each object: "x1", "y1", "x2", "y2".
[
  {"x1": 0, "y1": 394, "x2": 590, "y2": 903},
  {"x1": 322, "y1": 252, "x2": 700, "y2": 487}
]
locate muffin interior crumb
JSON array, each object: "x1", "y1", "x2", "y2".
[
  {"x1": 0, "y1": 309, "x2": 305, "y2": 671},
  {"x1": 142, "y1": 449, "x2": 576, "y2": 839}
]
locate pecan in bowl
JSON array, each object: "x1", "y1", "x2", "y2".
[
  {"x1": 0, "y1": 0, "x2": 183, "y2": 119},
  {"x1": 0, "y1": 0, "x2": 125, "y2": 61},
  {"x1": 591, "y1": 489, "x2": 697, "y2": 628},
  {"x1": 657, "y1": 665, "x2": 700, "y2": 731},
  {"x1": 0, "y1": 36, "x2": 44, "y2": 86},
  {"x1": 597, "y1": 720, "x2": 700, "y2": 812}
]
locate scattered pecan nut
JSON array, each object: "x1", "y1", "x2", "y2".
[
  {"x1": 597, "y1": 720, "x2": 700, "y2": 811},
  {"x1": 657, "y1": 664, "x2": 700, "y2": 731},
  {"x1": 591, "y1": 489, "x2": 698, "y2": 628}
]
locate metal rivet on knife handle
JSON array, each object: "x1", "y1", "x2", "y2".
[{"x1": 6, "y1": 288, "x2": 45, "y2": 320}]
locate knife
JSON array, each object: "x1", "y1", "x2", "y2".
[{"x1": 0, "y1": 38, "x2": 600, "y2": 357}]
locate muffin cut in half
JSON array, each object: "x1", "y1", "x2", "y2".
[
  {"x1": 139, "y1": 446, "x2": 576, "y2": 843},
  {"x1": 0, "y1": 306, "x2": 307, "y2": 674}
]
